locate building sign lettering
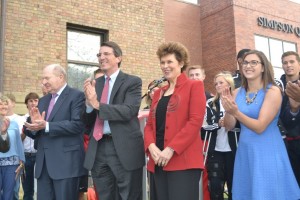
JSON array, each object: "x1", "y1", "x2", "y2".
[{"x1": 257, "y1": 17, "x2": 300, "y2": 38}]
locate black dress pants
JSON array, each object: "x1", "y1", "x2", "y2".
[
  {"x1": 151, "y1": 167, "x2": 201, "y2": 200},
  {"x1": 91, "y1": 137, "x2": 143, "y2": 200},
  {"x1": 287, "y1": 140, "x2": 300, "y2": 187}
]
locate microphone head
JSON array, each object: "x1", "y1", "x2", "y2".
[{"x1": 154, "y1": 77, "x2": 167, "y2": 84}]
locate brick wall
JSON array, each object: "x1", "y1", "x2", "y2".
[
  {"x1": 2, "y1": 0, "x2": 164, "y2": 113},
  {"x1": 2, "y1": 0, "x2": 300, "y2": 113},
  {"x1": 200, "y1": 0, "x2": 300, "y2": 93},
  {"x1": 234, "y1": 0, "x2": 300, "y2": 53},
  {"x1": 200, "y1": 0, "x2": 236, "y2": 93},
  {"x1": 164, "y1": 0, "x2": 202, "y2": 66}
]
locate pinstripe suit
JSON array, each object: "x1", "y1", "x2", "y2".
[{"x1": 82, "y1": 70, "x2": 145, "y2": 200}]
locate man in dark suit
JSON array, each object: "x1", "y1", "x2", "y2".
[
  {"x1": 24, "y1": 64, "x2": 86, "y2": 200},
  {"x1": 83, "y1": 41, "x2": 145, "y2": 200},
  {"x1": 280, "y1": 51, "x2": 300, "y2": 187}
]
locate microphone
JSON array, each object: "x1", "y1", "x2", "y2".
[
  {"x1": 141, "y1": 77, "x2": 167, "y2": 99},
  {"x1": 154, "y1": 77, "x2": 167, "y2": 85}
]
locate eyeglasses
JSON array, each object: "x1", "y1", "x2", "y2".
[
  {"x1": 96, "y1": 52, "x2": 113, "y2": 58},
  {"x1": 242, "y1": 60, "x2": 262, "y2": 68}
]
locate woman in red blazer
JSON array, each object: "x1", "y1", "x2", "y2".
[{"x1": 144, "y1": 42, "x2": 206, "y2": 200}]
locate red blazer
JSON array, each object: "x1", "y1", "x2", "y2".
[{"x1": 144, "y1": 73, "x2": 206, "y2": 173}]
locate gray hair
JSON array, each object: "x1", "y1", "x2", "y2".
[{"x1": 46, "y1": 64, "x2": 67, "y2": 80}]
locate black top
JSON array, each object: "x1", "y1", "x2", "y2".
[
  {"x1": 203, "y1": 98, "x2": 240, "y2": 154},
  {"x1": 155, "y1": 95, "x2": 172, "y2": 150},
  {"x1": 233, "y1": 70, "x2": 241, "y2": 89}
]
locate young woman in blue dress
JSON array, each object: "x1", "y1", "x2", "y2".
[{"x1": 221, "y1": 50, "x2": 300, "y2": 200}]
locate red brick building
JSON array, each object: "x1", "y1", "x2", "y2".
[
  {"x1": 165, "y1": 0, "x2": 300, "y2": 93},
  {"x1": 0, "y1": 0, "x2": 299, "y2": 113}
]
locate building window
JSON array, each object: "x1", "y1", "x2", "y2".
[
  {"x1": 67, "y1": 23, "x2": 108, "y2": 90},
  {"x1": 254, "y1": 35, "x2": 297, "y2": 79}
]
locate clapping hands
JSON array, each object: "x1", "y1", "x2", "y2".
[
  {"x1": 286, "y1": 80, "x2": 300, "y2": 102},
  {"x1": 84, "y1": 78, "x2": 99, "y2": 110},
  {"x1": 221, "y1": 87, "x2": 238, "y2": 116},
  {"x1": 24, "y1": 107, "x2": 46, "y2": 131}
]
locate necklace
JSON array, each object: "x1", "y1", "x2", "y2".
[{"x1": 245, "y1": 90, "x2": 258, "y2": 105}]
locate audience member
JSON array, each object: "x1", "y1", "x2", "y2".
[
  {"x1": 144, "y1": 42, "x2": 206, "y2": 200},
  {"x1": 24, "y1": 64, "x2": 86, "y2": 200},
  {"x1": 0, "y1": 96, "x2": 25, "y2": 200},
  {"x1": 82, "y1": 41, "x2": 144, "y2": 200},
  {"x1": 187, "y1": 65, "x2": 213, "y2": 99},
  {"x1": 279, "y1": 51, "x2": 300, "y2": 187},
  {"x1": 204, "y1": 71, "x2": 237, "y2": 200},
  {"x1": 143, "y1": 80, "x2": 164, "y2": 109},
  {"x1": 6, "y1": 94, "x2": 24, "y2": 133},
  {"x1": 93, "y1": 68, "x2": 104, "y2": 80},
  {"x1": 232, "y1": 49, "x2": 251, "y2": 88},
  {"x1": 0, "y1": 96, "x2": 8, "y2": 119},
  {"x1": 21, "y1": 92, "x2": 39, "y2": 200},
  {"x1": 5, "y1": 94, "x2": 25, "y2": 200},
  {"x1": 187, "y1": 64, "x2": 211, "y2": 200},
  {"x1": 188, "y1": 65, "x2": 206, "y2": 81},
  {"x1": 222, "y1": 50, "x2": 300, "y2": 199}
]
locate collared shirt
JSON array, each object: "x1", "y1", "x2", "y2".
[
  {"x1": 86, "y1": 69, "x2": 120, "y2": 134},
  {"x1": 103, "y1": 69, "x2": 119, "y2": 134},
  {"x1": 45, "y1": 83, "x2": 67, "y2": 132}
]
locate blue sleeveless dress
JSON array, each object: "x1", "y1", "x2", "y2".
[{"x1": 232, "y1": 86, "x2": 300, "y2": 200}]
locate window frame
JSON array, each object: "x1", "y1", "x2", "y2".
[
  {"x1": 254, "y1": 34, "x2": 298, "y2": 79},
  {"x1": 67, "y1": 23, "x2": 109, "y2": 67},
  {"x1": 254, "y1": 34, "x2": 298, "y2": 67},
  {"x1": 66, "y1": 23, "x2": 108, "y2": 90}
]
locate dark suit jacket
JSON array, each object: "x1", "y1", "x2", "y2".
[
  {"x1": 82, "y1": 70, "x2": 145, "y2": 171},
  {"x1": 279, "y1": 73, "x2": 300, "y2": 138},
  {"x1": 280, "y1": 98, "x2": 300, "y2": 138},
  {"x1": 24, "y1": 85, "x2": 86, "y2": 179}
]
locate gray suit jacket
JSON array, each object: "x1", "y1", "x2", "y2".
[
  {"x1": 83, "y1": 71, "x2": 145, "y2": 171},
  {"x1": 29, "y1": 85, "x2": 86, "y2": 179}
]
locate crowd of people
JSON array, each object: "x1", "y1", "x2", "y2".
[{"x1": 0, "y1": 40, "x2": 300, "y2": 200}]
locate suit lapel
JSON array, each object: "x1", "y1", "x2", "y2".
[
  {"x1": 48, "y1": 86, "x2": 69, "y2": 121},
  {"x1": 109, "y1": 71, "x2": 125, "y2": 103}
]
